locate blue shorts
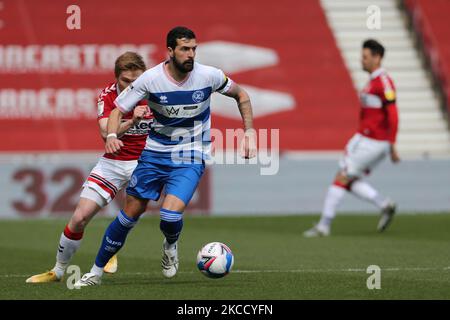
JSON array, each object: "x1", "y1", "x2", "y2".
[{"x1": 126, "y1": 150, "x2": 205, "y2": 205}]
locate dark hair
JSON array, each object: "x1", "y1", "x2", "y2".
[
  {"x1": 363, "y1": 39, "x2": 385, "y2": 58},
  {"x1": 114, "y1": 51, "x2": 146, "y2": 78},
  {"x1": 167, "y1": 26, "x2": 196, "y2": 50}
]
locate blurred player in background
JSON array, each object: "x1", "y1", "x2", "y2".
[
  {"x1": 304, "y1": 39, "x2": 399, "y2": 237},
  {"x1": 26, "y1": 52, "x2": 152, "y2": 283},
  {"x1": 74, "y1": 26, "x2": 256, "y2": 287}
]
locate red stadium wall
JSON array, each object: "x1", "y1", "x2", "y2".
[
  {"x1": 0, "y1": 0, "x2": 359, "y2": 152},
  {"x1": 406, "y1": 0, "x2": 450, "y2": 116}
]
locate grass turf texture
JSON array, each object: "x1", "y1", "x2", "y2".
[{"x1": 0, "y1": 214, "x2": 449, "y2": 299}]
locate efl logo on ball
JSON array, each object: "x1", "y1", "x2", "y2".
[{"x1": 196, "y1": 242, "x2": 234, "y2": 279}]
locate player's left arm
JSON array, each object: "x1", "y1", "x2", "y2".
[
  {"x1": 381, "y1": 76, "x2": 400, "y2": 163},
  {"x1": 222, "y1": 83, "x2": 257, "y2": 159},
  {"x1": 386, "y1": 103, "x2": 400, "y2": 163},
  {"x1": 223, "y1": 84, "x2": 254, "y2": 132}
]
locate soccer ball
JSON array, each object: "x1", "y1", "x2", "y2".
[{"x1": 196, "y1": 242, "x2": 234, "y2": 278}]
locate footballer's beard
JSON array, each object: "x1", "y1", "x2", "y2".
[{"x1": 172, "y1": 56, "x2": 194, "y2": 73}]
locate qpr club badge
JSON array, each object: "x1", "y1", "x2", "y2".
[{"x1": 192, "y1": 90, "x2": 204, "y2": 103}]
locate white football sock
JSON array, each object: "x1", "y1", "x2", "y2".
[
  {"x1": 164, "y1": 239, "x2": 177, "y2": 251},
  {"x1": 350, "y1": 180, "x2": 387, "y2": 209},
  {"x1": 318, "y1": 185, "x2": 347, "y2": 228},
  {"x1": 90, "y1": 264, "x2": 104, "y2": 277},
  {"x1": 53, "y1": 233, "x2": 82, "y2": 278}
]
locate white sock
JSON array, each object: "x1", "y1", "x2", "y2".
[
  {"x1": 164, "y1": 240, "x2": 177, "y2": 251},
  {"x1": 90, "y1": 264, "x2": 104, "y2": 277},
  {"x1": 318, "y1": 185, "x2": 347, "y2": 228},
  {"x1": 53, "y1": 233, "x2": 82, "y2": 278},
  {"x1": 350, "y1": 180, "x2": 387, "y2": 209}
]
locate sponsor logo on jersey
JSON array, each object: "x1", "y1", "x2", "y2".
[
  {"x1": 125, "y1": 119, "x2": 153, "y2": 135},
  {"x1": 183, "y1": 105, "x2": 198, "y2": 111},
  {"x1": 167, "y1": 106, "x2": 180, "y2": 116}
]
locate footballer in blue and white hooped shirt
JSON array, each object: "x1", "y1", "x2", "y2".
[
  {"x1": 74, "y1": 26, "x2": 256, "y2": 287},
  {"x1": 115, "y1": 59, "x2": 231, "y2": 163}
]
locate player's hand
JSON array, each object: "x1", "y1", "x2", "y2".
[
  {"x1": 105, "y1": 136, "x2": 124, "y2": 154},
  {"x1": 240, "y1": 129, "x2": 257, "y2": 159},
  {"x1": 132, "y1": 105, "x2": 150, "y2": 124},
  {"x1": 390, "y1": 144, "x2": 400, "y2": 163}
]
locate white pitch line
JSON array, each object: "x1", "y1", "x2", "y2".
[
  {"x1": 0, "y1": 274, "x2": 30, "y2": 278},
  {"x1": 233, "y1": 267, "x2": 450, "y2": 273},
  {"x1": 3, "y1": 267, "x2": 449, "y2": 279}
]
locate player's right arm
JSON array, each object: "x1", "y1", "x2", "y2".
[
  {"x1": 105, "y1": 108, "x2": 125, "y2": 154},
  {"x1": 104, "y1": 106, "x2": 150, "y2": 154},
  {"x1": 99, "y1": 105, "x2": 149, "y2": 141}
]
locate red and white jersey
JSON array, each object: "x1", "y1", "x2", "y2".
[
  {"x1": 358, "y1": 68, "x2": 398, "y2": 144},
  {"x1": 97, "y1": 82, "x2": 153, "y2": 160}
]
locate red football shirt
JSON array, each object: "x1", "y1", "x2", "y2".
[
  {"x1": 358, "y1": 68, "x2": 398, "y2": 144},
  {"x1": 97, "y1": 82, "x2": 152, "y2": 160}
]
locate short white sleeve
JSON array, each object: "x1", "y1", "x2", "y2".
[
  {"x1": 211, "y1": 68, "x2": 233, "y2": 94},
  {"x1": 114, "y1": 72, "x2": 150, "y2": 113}
]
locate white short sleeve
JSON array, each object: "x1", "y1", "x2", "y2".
[
  {"x1": 114, "y1": 72, "x2": 150, "y2": 113},
  {"x1": 211, "y1": 68, "x2": 234, "y2": 94}
]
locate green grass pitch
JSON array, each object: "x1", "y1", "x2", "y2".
[{"x1": 0, "y1": 214, "x2": 449, "y2": 299}]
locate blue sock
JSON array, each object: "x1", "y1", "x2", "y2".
[
  {"x1": 94, "y1": 210, "x2": 138, "y2": 268},
  {"x1": 160, "y1": 208, "x2": 183, "y2": 244}
]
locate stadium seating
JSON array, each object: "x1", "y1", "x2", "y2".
[
  {"x1": 406, "y1": 0, "x2": 450, "y2": 117},
  {"x1": 321, "y1": 0, "x2": 450, "y2": 156}
]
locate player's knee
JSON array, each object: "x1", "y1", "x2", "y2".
[
  {"x1": 123, "y1": 195, "x2": 148, "y2": 219},
  {"x1": 70, "y1": 196, "x2": 102, "y2": 231},
  {"x1": 162, "y1": 194, "x2": 186, "y2": 212},
  {"x1": 70, "y1": 209, "x2": 91, "y2": 232},
  {"x1": 334, "y1": 172, "x2": 354, "y2": 190}
]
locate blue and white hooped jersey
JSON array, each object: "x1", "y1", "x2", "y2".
[{"x1": 114, "y1": 61, "x2": 233, "y2": 160}]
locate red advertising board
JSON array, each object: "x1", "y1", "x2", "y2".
[{"x1": 0, "y1": 0, "x2": 358, "y2": 152}]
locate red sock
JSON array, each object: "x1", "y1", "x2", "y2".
[
  {"x1": 333, "y1": 179, "x2": 351, "y2": 191},
  {"x1": 63, "y1": 225, "x2": 84, "y2": 240}
]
